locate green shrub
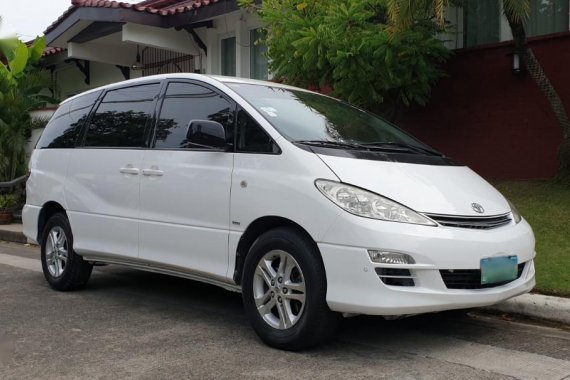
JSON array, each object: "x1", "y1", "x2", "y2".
[{"x1": 0, "y1": 193, "x2": 17, "y2": 211}]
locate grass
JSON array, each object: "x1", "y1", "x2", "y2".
[{"x1": 495, "y1": 181, "x2": 570, "y2": 297}]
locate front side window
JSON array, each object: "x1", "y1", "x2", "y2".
[
  {"x1": 250, "y1": 29, "x2": 269, "y2": 80},
  {"x1": 154, "y1": 82, "x2": 233, "y2": 149},
  {"x1": 221, "y1": 37, "x2": 236, "y2": 76},
  {"x1": 526, "y1": 0, "x2": 569, "y2": 37},
  {"x1": 84, "y1": 84, "x2": 159, "y2": 148},
  {"x1": 463, "y1": 0, "x2": 501, "y2": 47},
  {"x1": 226, "y1": 83, "x2": 431, "y2": 151}
]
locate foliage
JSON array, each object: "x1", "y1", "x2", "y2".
[
  {"x1": 0, "y1": 193, "x2": 17, "y2": 211},
  {"x1": 0, "y1": 36, "x2": 57, "y2": 182},
  {"x1": 239, "y1": 0, "x2": 451, "y2": 115},
  {"x1": 387, "y1": 0, "x2": 570, "y2": 182},
  {"x1": 496, "y1": 181, "x2": 570, "y2": 296}
]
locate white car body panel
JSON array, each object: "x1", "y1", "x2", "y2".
[
  {"x1": 65, "y1": 149, "x2": 143, "y2": 259},
  {"x1": 139, "y1": 150, "x2": 233, "y2": 280},
  {"x1": 227, "y1": 142, "x2": 342, "y2": 280},
  {"x1": 318, "y1": 155, "x2": 510, "y2": 215},
  {"x1": 22, "y1": 149, "x2": 71, "y2": 243}
]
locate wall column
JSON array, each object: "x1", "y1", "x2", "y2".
[
  {"x1": 236, "y1": 14, "x2": 250, "y2": 78},
  {"x1": 206, "y1": 27, "x2": 220, "y2": 75}
]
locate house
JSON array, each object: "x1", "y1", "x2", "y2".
[
  {"x1": 36, "y1": 0, "x2": 570, "y2": 179},
  {"x1": 41, "y1": 0, "x2": 570, "y2": 98},
  {"x1": 41, "y1": 0, "x2": 268, "y2": 100}
]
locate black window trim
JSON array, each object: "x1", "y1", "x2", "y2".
[
  {"x1": 77, "y1": 81, "x2": 162, "y2": 150},
  {"x1": 235, "y1": 106, "x2": 281, "y2": 155},
  {"x1": 149, "y1": 78, "x2": 238, "y2": 152}
]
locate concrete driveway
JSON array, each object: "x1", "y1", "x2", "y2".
[{"x1": 1, "y1": 242, "x2": 569, "y2": 379}]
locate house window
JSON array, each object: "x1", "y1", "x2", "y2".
[
  {"x1": 250, "y1": 29, "x2": 269, "y2": 80},
  {"x1": 463, "y1": 0, "x2": 501, "y2": 47},
  {"x1": 221, "y1": 36, "x2": 236, "y2": 76},
  {"x1": 526, "y1": 0, "x2": 569, "y2": 37}
]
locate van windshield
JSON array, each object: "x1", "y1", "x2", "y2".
[{"x1": 226, "y1": 83, "x2": 438, "y2": 155}]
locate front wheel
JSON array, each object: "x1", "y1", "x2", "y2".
[{"x1": 242, "y1": 227, "x2": 340, "y2": 350}]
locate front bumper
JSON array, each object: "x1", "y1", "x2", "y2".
[{"x1": 318, "y1": 215, "x2": 536, "y2": 316}]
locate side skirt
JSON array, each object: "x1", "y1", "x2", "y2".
[{"x1": 80, "y1": 253, "x2": 241, "y2": 293}]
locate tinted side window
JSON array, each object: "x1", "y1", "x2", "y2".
[
  {"x1": 84, "y1": 84, "x2": 159, "y2": 148},
  {"x1": 36, "y1": 91, "x2": 101, "y2": 149},
  {"x1": 236, "y1": 110, "x2": 279, "y2": 153},
  {"x1": 154, "y1": 82, "x2": 233, "y2": 149}
]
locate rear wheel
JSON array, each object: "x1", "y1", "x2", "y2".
[
  {"x1": 242, "y1": 227, "x2": 340, "y2": 350},
  {"x1": 41, "y1": 213, "x2": 92, "y2": 291}
]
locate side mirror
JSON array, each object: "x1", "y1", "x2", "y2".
[{"x1": 186, "y1": 120, "x2": 226, "y2": 150}]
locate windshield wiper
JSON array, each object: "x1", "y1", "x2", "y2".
[
  {"x1": 360, "y1": 142, "x2": 443, "y2": 156},
  {"x1": 294, "y1": 140, "x2": 363, "y2": 150},
  {"x1": 295, "y1": 140, "x2": 443, "y2": 156}
]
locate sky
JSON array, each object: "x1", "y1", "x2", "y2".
[{"x1": 0, "y1": 0, "x2": 140, "y2": 40}]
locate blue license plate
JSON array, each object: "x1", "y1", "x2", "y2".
[{"x1": 480, "y1": 256, "x2": 518, "y2": 285}]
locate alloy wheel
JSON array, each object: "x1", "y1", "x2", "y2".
[
  {"x1": 253, "y1": 250, "x2": 306, "y2": 329},
  {"x1": 45, "y1": 226, "x2": 68, "y2": 278}
]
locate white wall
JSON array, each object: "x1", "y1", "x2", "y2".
[
  {"x1": 54, "y1": 60, "x2": 130, "y2": 99},
  {"x1": 204, "y1": 10, "x2": 264, "y2": 78}
]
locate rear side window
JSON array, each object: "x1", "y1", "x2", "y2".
[
  {"x1": 84, "y1": 84, "x2": 159, "y2": 148},
  {"x1": 36, "y1": 91, "x2": 101, "y2": 149},
  {"x1": 154, "y1": 82, "x2": 234, "y2": 149}
]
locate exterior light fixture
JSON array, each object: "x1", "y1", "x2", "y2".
[
  {"x1": 131, "y1": 45, "x2": 143, "y2": 70},
  {"x1": 513, "y1": 52, "x2": 522, "y2": 75}
]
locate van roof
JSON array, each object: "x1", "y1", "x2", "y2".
[{"x1": 61, "y1": 74, "x2": 304, "y2": 105}]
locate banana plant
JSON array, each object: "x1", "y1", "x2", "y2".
[{"x1": 0, "y1": 36, "x2": 57, "y2": 182}]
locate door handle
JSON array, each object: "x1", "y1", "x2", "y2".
[
  {"x1": 142, "y1": 168, "x2": 164, "y2": 177},
  {"x1": 119, "y1": 165, "x2": 140, "y2": 175}
]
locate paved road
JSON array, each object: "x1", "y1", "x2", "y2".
[{"x1": 1, "y1": 241, "x2": 569, "y2": 380}]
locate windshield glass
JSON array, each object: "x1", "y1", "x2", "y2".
[{"x1": 225, "y1": 83, "x2": 432, "y2": 150}]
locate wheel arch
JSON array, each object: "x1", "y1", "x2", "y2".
[
  {"x1": 37, "y1": 201, "x2": 67, "y2": 244},
  {"x1": 233, "y1": 216, "x2": 320, "y2": 285}
]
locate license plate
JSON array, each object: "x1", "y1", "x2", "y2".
[{"x1": 480, "y1": 256, "x2": 518, "y2": 285}]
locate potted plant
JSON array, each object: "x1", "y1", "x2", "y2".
[{"x1": 0, "y1": 193, "x2": 17, "y2": 225}]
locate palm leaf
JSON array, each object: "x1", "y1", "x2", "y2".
[{"x1": 502, "y1": 0, "x2": 530, "y2": 23}]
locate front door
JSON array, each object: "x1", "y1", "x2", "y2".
[{"x1": 138, "y1": 81, "x2": 235, "y2": 280}]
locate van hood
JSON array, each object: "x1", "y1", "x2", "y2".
[{"x1": 318, "y1": 155, "x2": 510, "y2": 216}]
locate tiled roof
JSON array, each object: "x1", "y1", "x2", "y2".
[
  {"x1": 43, "y1": 46, "x2": 65, "y2": 57},
  {"x1": 44, "y1": 0, "x2": 220, "y2": 34}
]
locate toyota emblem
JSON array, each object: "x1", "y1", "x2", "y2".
[{"x1": 471, "y1": 203, "x2": 484, "y2": 214}]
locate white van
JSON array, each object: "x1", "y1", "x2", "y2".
[{"x1": 24, "y1": 74, "x2": 535, "y2": 350}]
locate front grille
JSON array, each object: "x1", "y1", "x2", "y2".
[
  {"x1": 375, "y1": 268, "x2": 415, "y2": 287},
  {"x1": 425, "y1": 213, "x2": 512, "y2": 230},
  {"x1": 440, "y1": 262, "x2": 525, "y2": 289}
]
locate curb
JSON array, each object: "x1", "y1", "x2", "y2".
[
  {"x1": 484, "y1": 293, "x2": 570, "y2": 325},
  {"x1": 0, "y1": 228, "x2": 28, "y2": 245}
]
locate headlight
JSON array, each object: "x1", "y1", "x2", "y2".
[
  {"x1": 508, "y1": 200, "x2": 522, "y2": 224},
  {"x1": 315, "y1": 179, "x2": 436, "y2": 226}
]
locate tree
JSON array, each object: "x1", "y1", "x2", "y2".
[
  {"x1": 0, "y1": 36, "x2": 55, "y2": 181},
  {"x1": 239, "y1": 0, "x2": 451, "y2": 118},
  {"x1": 387, "y1": 0, "x2": 570, "y2": 181}
]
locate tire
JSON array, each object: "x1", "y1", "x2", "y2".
[
  {"x1": 242, "y1": 227, "x2": 340, "y2": 350},
  {"x1": 40, "y1": 213, "x2": 93, "y2": 291}
]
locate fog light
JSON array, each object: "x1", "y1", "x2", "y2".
[{"x1": 368, "y1": 250, "x2": 415, "y2": 264}]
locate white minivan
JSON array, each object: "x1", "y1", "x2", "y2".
[{"x1": 24, "y1": 74, "x2": 535, "y2": 350}]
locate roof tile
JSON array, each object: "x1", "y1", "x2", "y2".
[{"x1": 44, "y1": 0, "x2": 220, "y2": 34}]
